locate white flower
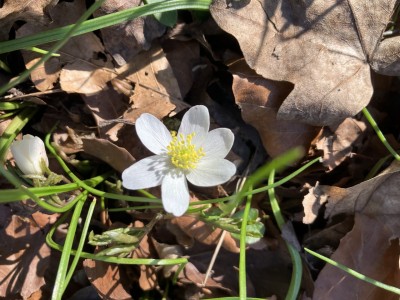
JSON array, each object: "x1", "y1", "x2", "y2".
[
  {"x1": 10, "y1": 134, "x2": 49, "y2": 176},
  {"x1": 122, "y1": 105, "x2": 236, "y2": 216}
]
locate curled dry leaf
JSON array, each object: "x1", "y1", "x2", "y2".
[
  {"x1": 231, "y1": 59, "x2": 319, "y2": 157},
  {"x1": 314, "y1": 117, "x2": 368, "y2": 170},
  {"x1": 303, "y1": 160, "x2": 400, "y2": 223},
  {"x1": 211, "y1": 0, "x2": 400, "y2": 125}
]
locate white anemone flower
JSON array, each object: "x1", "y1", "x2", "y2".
[
  {"x1": 10, "y1": 134, "x2": 49, "y2": 176},
  {"x1": 122, "y1": 105, "x2": 236, "y2": 216}
]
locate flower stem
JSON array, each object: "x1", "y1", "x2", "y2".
[
  {"x1": 362, "y1": 107, "x2": 400, "y2": 161},
  {"x1": 0, "y1": 107, "x2": 38, "y2": 162},
  {"x1": 268, "y1": 170, "x2": 302, "y2": 300},
  {"x1": 239, "y1": 187, "x2": 253, "y2": 300}
]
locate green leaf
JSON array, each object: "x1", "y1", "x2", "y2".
[{"x1": 145, "y1": 0, "x2": 178, "y2": 27}]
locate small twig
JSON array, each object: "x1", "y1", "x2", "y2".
[{"x1": 202, "y1": 175, "x2": 248, "y2": 287}]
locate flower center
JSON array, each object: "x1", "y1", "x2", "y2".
[{"x1": 167, "y1": 132, "x2": 205, "y2": 170}]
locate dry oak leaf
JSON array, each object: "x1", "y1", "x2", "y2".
[
  {"x1": 231, "y1": 59, "x2": 319, "y2": 157},
  {"x1": 211, "y1": 0, "x2": 400, "y2": 126},
  {"x1": 302, "y1": 161, "x2": 400, "y2": 298},
  {"x1": 311, "y1": 214, "x2": 400, "y2": 300}
]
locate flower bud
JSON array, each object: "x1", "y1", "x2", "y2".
[{"x1": 10, "y1": 134, "x2": 49, "y2": 176}]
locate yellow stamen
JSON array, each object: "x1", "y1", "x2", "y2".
[{"x1": 167, "y1": 131, "x2": 205, "y2": 170}]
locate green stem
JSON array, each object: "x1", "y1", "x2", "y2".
[
  {"x1": 304, "y1": 248, "x2": 400, "y2": 296},
  {"x1": 0, "y1": 0, "x2": 212, "y2": 55},
  {"x1": 63, "y1": 198, "x2": 97, "y2": 294},
  {"x1": 268, "y1": 171, "x2": 302, "y2": 300},
  {"x1": 46, "y1": 217, "x2": 188, "y2": 265},
  {"x1": 238, "y1": 189, "x2": 253, "y2": 300},
  {"x1": 362, "y1": 108, "x2": 400, "y2": 161},
  {"x1": 52, "y1": 192, "x2": 87, "y2": 300},
  {"x1": 0, "y1": 0, "x2": 107, "y2": 95},
  {"x1": 0, "y1": 107, "x2": 38, "y2": 162},
  {"x1": 44, "y1": 133, "x2": 161, "y2": 203}
]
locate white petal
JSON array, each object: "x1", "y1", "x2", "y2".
[
  {"x1": 11, "y1": 135, "x2": 48, "y2": 175},
  {"x1": 161, "y1": 171, "x2": 189, "y2": 216},
  {"x1": 201, "y1": 128, "x2": 234, "y2": 159},
  {"x1": 136, "y1": 113, "x2": 172, "y2": 155},
  {"x1": 186, "y1": 158, "x2": 236, "y2": 187},
  {"x1": 29, "y1": 136, "x2": 49, "y2": 172},
  {"x1": 122, "y1": 155, "x2": 170, "y2": 190},
  {"x1": 178, "y1": 105, "x2": 209, "y2": 145}
]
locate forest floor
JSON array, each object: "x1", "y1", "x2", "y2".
[{"x1": 0, "y1": 1, "x2": 400, "y2": 299}]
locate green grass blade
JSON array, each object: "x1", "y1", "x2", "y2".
[
  {"x1": 238, "y1": 189, "x2": 253, "y2": 300},
  {"x1": 0, "y1": 107, "x2": 38, "y2": 162},
  {"x1": 268, "y1": 171, "x2": 302, "y2": 300},
  {"x1": 46, "y1": 209, "x2": 187, "y2": 265},
  {"x1": 52, "y1": 192, "x2": 87, "y2": 300},
  {"x1": 362, "y1": 107, "x2": 400, "y2": 161},
  {"x1": 0, "y1": 0, "x2": 106, "y2": 95},
  {"x1": 63, "y1": 197, "x2": 97, "y2": 294},
  {"x1": 304, "y1": 248, "x2": 400, "y2": 296},
  {"x1": 0, "y1": 0, "x2": 211, "y2": 54}
]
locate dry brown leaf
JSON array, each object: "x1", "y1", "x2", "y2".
[
  {"x1": 231, "y1": 59, "x2": 319, "y2": 157},
  {"x1": 302, "y1": 161, "x2": 400, "y2": 298},
  {"x1": 93, "y1": 0, "x2": 166, "y2": 66},
  {"x1": 152, "y1": 239, "x2": 184, "y2": 278},
  {"x1": 163, "y1": 40, "x2": 201, "y2": 98},
  {"x1": 16, "y1": 0, "x2": 113, "y2": 92},
  {"x1": 118, "y1": 44, "x2": 188, "y2": 121},
  {"x1": 82, "y1": 137, "x2": 135, "y2": 173},
  {"x1": 81, "y1": 88, "x2": 127, "y2": 141},
  {"x1": 179, "y1": 261, "x2": 231, "y2": 293},
  {"x1": 0, "y1": 0, "x2": 57, "y2": 40},
  {"x1": 312, "y1": 214, "x2": 400, "y2": 300},
  {"x1": 81, "y1": 44, "x2": 188, "y2": 141},
  {"x1": 180, "y1": 242, "x2": 294, "y2": 298},
  {"x1": 0, "y1": 207, "x2": 53, "y2": 299},
  {"x1": 83, "y1": 259, "x2": 133, "y2": 300},
  {"x1": 315, "y1": 117, "x2": 368, "y2": 170},
  {"x1": 60, "y1": 62, "x2": 115, "y2": 94},
  {"x1": 131, "y1": 221, "x2": 157, "y2": 291},
  {"x1": 169, "y1": 215, "x2": 240, "y2": 253},
  {"x1": 303, "y1": 160, "x2": 400, "y2": 223},
  {"x1": 211, "y1": 0, "x2": 400, "y2": 125}
]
